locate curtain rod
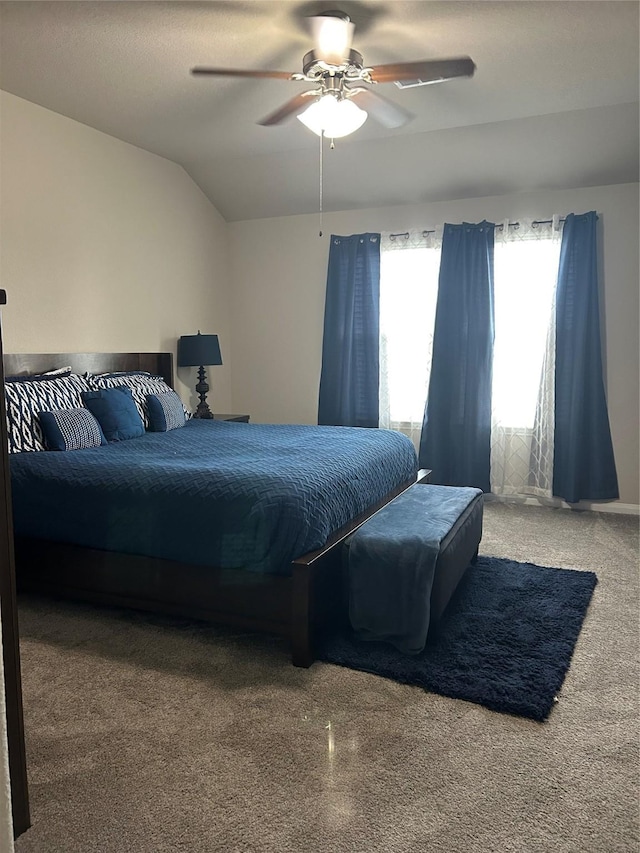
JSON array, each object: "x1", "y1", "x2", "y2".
[{"x1": 389, "y1": 218, "x2": 567, "y2": 240}]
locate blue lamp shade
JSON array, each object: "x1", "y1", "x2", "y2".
[{"x1": 177, "y1": 333, "x2": 223, "y2": 368}]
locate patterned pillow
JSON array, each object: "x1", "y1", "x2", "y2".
[
  {"x1": 39, "y1": 408, "x2": 106, "y2": 451},
  {"x1": 146, "y1": 391, "x2": 187, "y2": 432},
  {"x1": 5, "y1": 373, "x2": 93, "y2": 453},
  {"x1": 89, "y1": 372, "x2": 189, "y2": 426}
]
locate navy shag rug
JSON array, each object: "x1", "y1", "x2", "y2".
[{"x1": 317, "y1": 556, "x2": 598, "y2": 721}]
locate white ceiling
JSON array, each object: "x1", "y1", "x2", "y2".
[{"x1": 1, "y1": 1, "x2": 638, "y2": 221}]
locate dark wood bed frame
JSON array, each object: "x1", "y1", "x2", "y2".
[
  {"x1": 0, "y1": 296, "x2": 30, "y2": 837},
  {"x1": 5, "y1": 351, "x2": 424, "y2": 667}
]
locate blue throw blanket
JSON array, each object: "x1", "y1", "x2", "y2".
[
  {"x1": 345, "y1": 484, "x2": 481, "y2": 654},
  {"x1": 10, "y1": 419, "x2": 417, "y2": 574}
]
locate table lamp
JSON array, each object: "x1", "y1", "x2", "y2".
[{"x1": 177, "y1": 332, "x2": 222, "y2": 419}]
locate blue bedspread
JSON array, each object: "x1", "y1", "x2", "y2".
[{"x1": 10, "y1": 419, "x2": 417, "y2": 574}]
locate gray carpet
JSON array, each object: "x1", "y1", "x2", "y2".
[{"x1": 14, "y1": 503, "x2": 640, "y2": 853}]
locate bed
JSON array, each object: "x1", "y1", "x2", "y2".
[{"x1": 5, "y1": 351, "x2": 421, "y2": 665}]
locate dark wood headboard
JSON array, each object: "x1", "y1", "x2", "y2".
[{"x1": 3, "y1": 353, "x2": 173, "y2": 388}]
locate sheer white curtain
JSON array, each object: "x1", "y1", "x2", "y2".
[
  {"x1": 490, "y1": 217, "x2": 563, "y2": 498},
  {"x1": 379, "y1": 231, "x2": 441, "y2": 451}
]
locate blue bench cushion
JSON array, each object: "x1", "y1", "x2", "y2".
[{"x1": 344, "y1": 484, "x2": 482, "y2": 655}]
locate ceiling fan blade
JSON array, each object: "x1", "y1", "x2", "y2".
[
  {"x1": 369, "y1": 57, "x2": 476, "y2": 87},
  {"x1": 309, "y1": 12, "x2": 355, "y2": 65},
  {"x1": 349, "y1": 88, "x2": 413, "y2": 129},
  {"x1": 258, "y1": 91, "x2": 319, "y2": 126},
  {"x1": 191, "y1": 67, "x2": 295, "y2": 80}
]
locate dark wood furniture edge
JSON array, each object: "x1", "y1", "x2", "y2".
[
  {"x1": 0, "y1": 294, "x2": 31, "y2": 837},
  {"x1": 212, "y1": 414, "x2": 250, "y2": 423},
  {"x1": 15, "y1": 540, "x2": 293, "y2": 633},
  {"x1": 4, "y1": 352, "x2": 173, "y2": 388}
]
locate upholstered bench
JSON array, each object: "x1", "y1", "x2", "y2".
[{"x1": 343, "y1": 483, "x2": 483, "y2": 654}]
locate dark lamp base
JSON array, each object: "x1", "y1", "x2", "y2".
[
  {"x1": 193, "y1": 404, "x2": 214, "y2": 420},
  {"x1": 192, "y1": 365, "x2": 214, "y2": 420}
]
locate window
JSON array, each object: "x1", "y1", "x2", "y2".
[
  {"x1": 492, "y1": 233, "x2": 561, "y2": 429},
  {"x1": 379, "y1": 236, "x2": 440, "y2": 447},
  {"x1": 379, "y1": 222, "x2": 562, "y2": 493}
]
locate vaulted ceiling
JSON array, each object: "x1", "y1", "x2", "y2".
[{"x1": 1, "y1": 1, "x2": 638, "y2": 221}]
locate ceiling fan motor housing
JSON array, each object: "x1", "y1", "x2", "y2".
[{"x1": 302, "y1": 49, "x2": 366, "y2": 80}]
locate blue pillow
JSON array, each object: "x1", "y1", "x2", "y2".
[
  {"x1": 146, "y1": 391, "x2": 187, "y2": 432},
  {"x1": 81, "y1": 387, "x2": 145, "y2": 442},
  {"x1": 39, "y1": 408, "x2": 106, "y2": 451}
]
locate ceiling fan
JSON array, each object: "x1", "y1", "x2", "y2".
[{"x1": 191, "y1": 9, "x2": 476, "y2": 138}]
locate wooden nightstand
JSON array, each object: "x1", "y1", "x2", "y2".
[{"x1": 213, "y1": 414, "x2": 250, "y2": 423}]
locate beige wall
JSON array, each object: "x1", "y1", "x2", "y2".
[
  {"x1": 0, "y1": 92, "x2": 232, "y2": 412},
  {"x1": 229, "y1": 183, "x2": 639, "y2": 507}
]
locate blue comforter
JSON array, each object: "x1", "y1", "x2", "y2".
[{"x1": 10, "y1": 419, "x2": 417, "y2": 574}]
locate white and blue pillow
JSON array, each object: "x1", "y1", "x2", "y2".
[
  {"x1": 146, "y1": 391, "x2": 187, "y2": 432},
  {"x1": 39, "y1": 408, "x2": 106, "y2": 451},
  {"x1": 5, "y1": 369, "x2": 190, "y2": 451},
  {"x1": 5, "y1": 373, "x2": 93, "y2": 453}
]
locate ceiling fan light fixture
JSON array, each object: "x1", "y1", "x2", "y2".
[{"x1": 297, "y1": 94, "x2": 367, "y2": 138}]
